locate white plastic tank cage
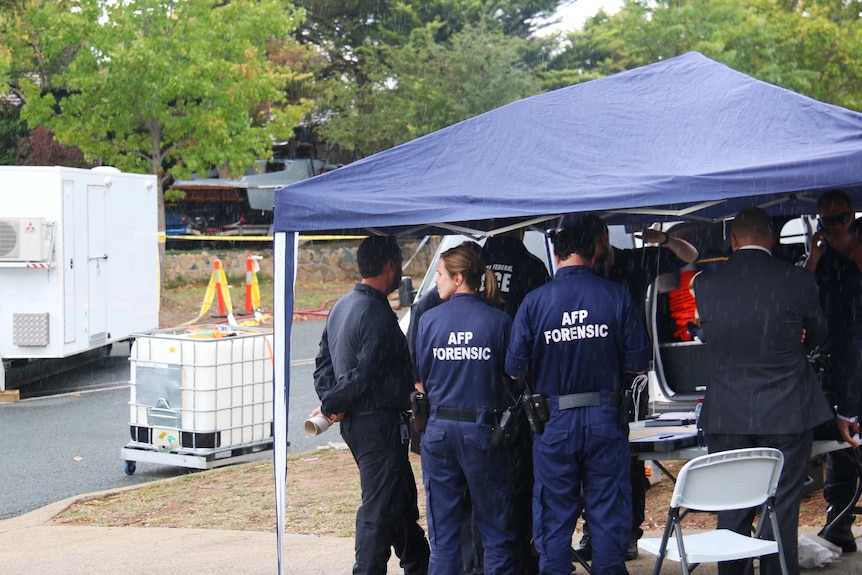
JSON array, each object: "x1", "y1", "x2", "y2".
[{"x1": 121, "y1": 325, "x2": 274, "y2": 474}]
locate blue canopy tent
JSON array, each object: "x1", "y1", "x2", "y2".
[{"x1": 269, "y1": 52, "x2": 862, "y2": 572}]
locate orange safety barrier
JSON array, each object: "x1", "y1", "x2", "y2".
[{"x1": 180, "y1": 258, "x2": 236, "y2": 327}]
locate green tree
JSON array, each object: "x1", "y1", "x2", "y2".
[
  {"x1": 295, "y1": 0, "x2": 556, "y2": 156},
  {"x1": 15, "y1": 0, "x2": 311, "y2": 234},
  {"x1": 788, "y1": 1, "x2": 862, "y2": 110},
  {"x1": 319, "y1": 24, "x2": 541, "y2": 156},
  {"x1": 0, "y1": 1, "x2": 101, "y2": 166},
  {"x1": 0, "y1": 1, "x2": 80, "y2": 103},
  {"x1": 0, "y1": 104, "x2": 28, "y2": 164},
  {"x1": 296, "y1": 0, "x2": 559, "y2": 80},
  {"x1": 545, "y1": 0, "x2": 862, "y2": 111}
]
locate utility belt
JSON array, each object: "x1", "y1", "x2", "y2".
[
  {"x1": 522, "y1": 390, "x2": 632, "y2": 434},
  {"x1": 434, "y1": 406, "x2": 497, "y2": 425},
  {"x1": 408, "y1": 392, "x2": 513, "y2": 448},
  {"x1": 410, "y1": 394, "x2": 498, "y2": 429},
  {"x1": 551, "y1": 391, "x2": 622, "y2": 410}
]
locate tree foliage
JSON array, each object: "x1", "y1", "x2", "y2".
[
  {"x1": 1, "y1": 0, "x2": 860, "y2": 186},
  {"x1": 297, "y1": 0, "x2": 556, "y2": 156},
  {"x1": 0, "y1": 104, "x2": 27, "y2": 163},
  {"x1": 16, "y1": 125, "x2": 90, "y2": 166},
  {"x1": 13, "y1": 0, "x2": 310, "y2": 222},
  {"x1": 318, "y1": 24, "x2": 542, "y2": 156},
  {"x1": 0, "y1": 0, "x2": 82, "y2": 103},
  {"x1": 546, "y1": 0, "x2": 862, "y2": 111},
  {"x1": 295, "y1": 0, "x2": 559, "y2": 81}
]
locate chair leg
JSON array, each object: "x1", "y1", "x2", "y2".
[
  {"x1": 753, "y1": 500, "x2": 789, "y2": 575},
  {"x1": 652, "y1": 510, "x2": 677, "y2": 575},
  {"x1": 819, "y1": 446, "x2": 862, "y2": 540},
  {"x1": 672, "y1": 516, "x2": 691, "y2": 575},
  {"x1": 570, "y1": 546, "x2": 593, "y2": 574},
  {"x1": 767, "y1": 504, "x2": 790, "y2": 575}
]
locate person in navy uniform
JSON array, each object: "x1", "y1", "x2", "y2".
[
  {"x1": 416, "y1": 241, "x2": 517, "y2": 575},
  {"x1": 578, "y1": 214, "x2": 698, "y2": 561},
  {"x1": 408, "y1": 232, "x2": 548, "y2": 575},
  {"x1": 312, "y1": 235, "x2": 430, "y2": 575},
  {"x1": 482, "y1": 223, "x2": 551, "y2": 318},
  {"x1": 482, "y1": 224, "x2": 550, "y2": 575},
  {"x1": 506, "y1": 217, "x2": 651, "y2": 575},
  {"x1": 407, "y1": 251, "x2": 478, "y2": 575}
]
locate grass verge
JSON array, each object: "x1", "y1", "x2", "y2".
[
  {"x1": 53, "y1": 446, "x2": 830, "y2": 536},
  {"x1": 53, "y1": 449, "x2": 421, "y2": 536}
]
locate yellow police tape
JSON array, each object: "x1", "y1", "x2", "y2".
[{"x1": 158, "y1": 234, "x2": 367, "y2": 242}]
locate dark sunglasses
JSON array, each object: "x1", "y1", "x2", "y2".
[{"x1": 818, "y1": 212, "x2": 853, "y2": 227}]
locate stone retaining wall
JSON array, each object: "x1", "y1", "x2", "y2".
[{"x1": 163, "y1": 238, "x2": 440, "y2": 285}]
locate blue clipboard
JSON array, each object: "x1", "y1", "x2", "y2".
[{"x1": 630, "y1": 431, "x2": 698, "y2": 453}]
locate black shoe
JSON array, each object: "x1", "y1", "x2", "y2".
[
  {"x1": 823, "y1": 507, "x2": 857, "y2": 553},
  {"x1": 625, "y1": 539, "x2": 639, "y2": 561},
  {"x1": 823, "y1": 530, "x2": 858, "y2": 553},
  {"x1": 573, "y1": 532, "x2": 592, "y2": 561}
]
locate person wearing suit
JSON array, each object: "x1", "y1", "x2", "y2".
[{"x1": 692, "y1": 207, "x2": 833, "y2": 575}]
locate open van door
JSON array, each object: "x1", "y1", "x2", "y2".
[
  {"x1": 646, "y1": 216, "x2": 814, "y2": 409},
  {"x1": 401, "y1": 216, "x2": 814, "y2": 414}
]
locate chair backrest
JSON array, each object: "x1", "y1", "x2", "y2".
[{"x1": 669, "y1": 447, "x2": 784, "y2": 512}]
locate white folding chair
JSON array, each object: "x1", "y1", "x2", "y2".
[{"x1": 638, "y1": 447, "x2": 788, "y2": 575}]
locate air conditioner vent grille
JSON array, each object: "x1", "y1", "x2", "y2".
[{"x1": 0, "y1": 221, "x2": 18, "y2": 257}]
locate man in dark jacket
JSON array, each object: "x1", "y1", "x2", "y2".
[
  {"x1": 312, "y1": 236, "x2": 430, "y2": 575},
  {"x1": 693, "y1": 207, "x2": 833, "y2": 575}
]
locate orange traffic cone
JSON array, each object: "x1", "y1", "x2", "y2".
[
  {"x1": 213, "y1": 258, "x2": 230, "y2": 318},
  {"x1": 244, "y1": 254, "x2": 261, "y2": 316}
]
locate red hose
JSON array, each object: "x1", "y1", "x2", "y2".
[{"x1": 293, "y1": 297, "x2": 341, "y2": 318}]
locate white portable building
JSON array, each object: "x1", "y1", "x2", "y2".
[{"x1": 0, "y1": 166, "x2": 159, "y2": 390}]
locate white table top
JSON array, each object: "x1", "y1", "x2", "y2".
[{"x1": 629, "y1": 422, "x2": 859, "y2": 461}]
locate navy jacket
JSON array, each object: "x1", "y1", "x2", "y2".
[
  {"x1": 313, "y1": 284, "x2": 414, "y2": 416},
  {"x1": 417, "y1": 293, "x2": 513, "y2": 412},
  {"x1": 506, "y1": 266, "x2": 650, "y2": 397},
  {"x1": 481, "y1": 236, "x2": 550, "y2": 318}
]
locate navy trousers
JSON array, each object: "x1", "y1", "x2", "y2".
[
  {"x1": 341, "y1": 411, "x2": 430, "y2": 575},
  {"x1": 532, "y1": 405, "x2": 631, "y2": 575},
  {"x1": 421, "y1": 417, "x2": 516, "y2": 575}
]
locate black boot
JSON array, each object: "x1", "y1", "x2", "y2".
[
  {"x1": 573, "y1": 523, "x2": 592, "y2": 561},
  {"x1": 624, "y1": 537, "x2": 639, "y2": 561},
  {"x1": 822, "y1": 506, "x2": 857, "y2": 553}
]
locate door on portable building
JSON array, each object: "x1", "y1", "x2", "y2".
[
  {"x1": 87, "y1": 184, "x2": 108, "y2": 346},
  {"x1": 62, "y1": 180, "x2": 76, "y2": 344}
]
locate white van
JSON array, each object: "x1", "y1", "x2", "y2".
[{"x1": 400, "y1": 216, "x2": 813, "y2": 414}]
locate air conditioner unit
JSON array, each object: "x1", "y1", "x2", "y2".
[{"x1": 0, "y1": 218, "x2": 50, "y2": 262}]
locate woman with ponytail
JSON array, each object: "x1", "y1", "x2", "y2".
[{"x1": 415, "y1": 241, "x2": 516, "y2": 575}]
